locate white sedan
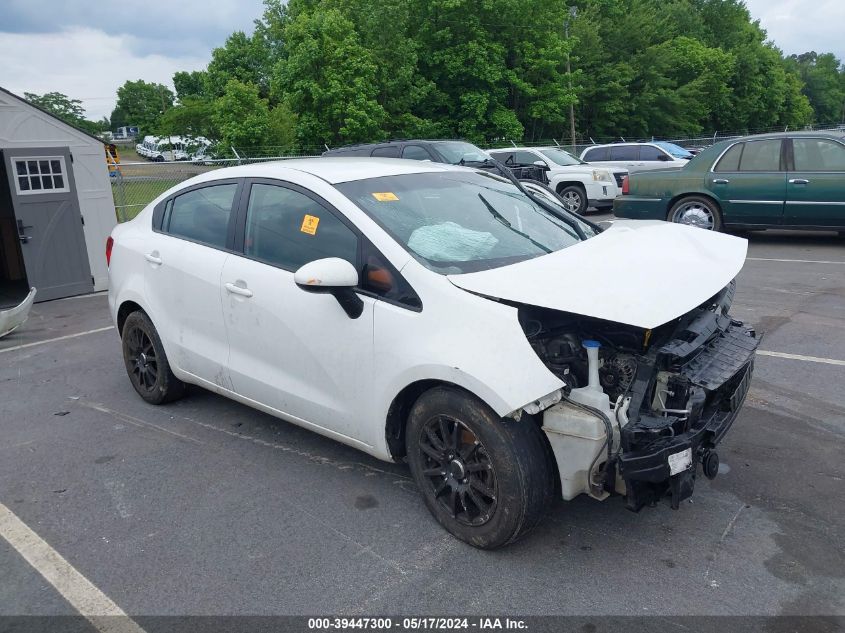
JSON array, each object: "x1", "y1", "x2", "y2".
[{"x1": 108, "y1": 158, "x2": 758, "y2": 548}]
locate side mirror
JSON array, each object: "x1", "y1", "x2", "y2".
[
  {"x1": 294, "y1": 258, "x2": 364, "y2": 319},
  {"x1": 657, "y1": 154, "x2": 672, "y2": 161},
  {"x1": 597, "y1": 220, "x2": 614, "y2": 231},
  {"x1": 533, "y1": 160, "x2": 549, "y2": 169}
]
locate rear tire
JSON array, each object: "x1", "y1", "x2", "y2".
[
  {"x1": 556, "y1": 185, "x2": 588, "y2": 215},
  {"x1": 406, "y1": 387, "x2": 554, "y2": 549},
  {"x1": 668, "y1": 196, "x2": 722, "y2": 231},
  {"x1": 121, "y1": 311, "x2": 185, "y2": 405}
]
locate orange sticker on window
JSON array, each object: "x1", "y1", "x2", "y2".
[
  {"x1": 371, "y1": 192, "x2": 399, "y2": 202},
  {"x1": 300, "y1": 214, "x2": 320, "y2": 235}
]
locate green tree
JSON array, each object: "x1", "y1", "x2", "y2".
[
  {"x1": 789, "y1": 52, "x2": 845, "y2": 124},
  {"x1": 112, "y1": 80, "x2": 174, "y2": 136},
  {"x1": 24, "y1": 91, "x2": 109, "y2": 135},
  {"x1": 173, "y1": 70, "x2": 209, "y2": 101},
  {"x1": 206, "y1": 31, "x2": 271, "y2": 98},
  {"x1": 157, "y1": 98, "x2": 217, "y2": 138},
  {"x1": 213, "y1": 79, "x2": 271, "y2": 152},
  {"x1": 272, "y1": 7, "x2": 386, "y2": 146},
  {"x1": 24, "y1": 91, "x2": 86, "y2": 121}
]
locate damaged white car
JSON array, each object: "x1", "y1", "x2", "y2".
[{"x1": 108, "y1": 158, "x2": 757, "y2": 549}]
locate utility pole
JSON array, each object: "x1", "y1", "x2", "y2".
[{"x1": 566, "y1": 6, "x2": 578, "y2": 152}]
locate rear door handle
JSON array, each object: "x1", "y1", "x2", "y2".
[
  {"x1": 144, "y1": 253, "x2": 163, "y2": 265},
  {"x1": 789, "y1": 178, "x2": 809, "y2": 185},
  {"x1": 713, "y1": 178, "x2": 730, "y2": 185},
  {"x1": 225, "y1": 282, "x2": 253, "y2": 298}
]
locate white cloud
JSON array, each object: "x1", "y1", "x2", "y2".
[
  {"x1": 0, "y1": 27, "x2": 210, "y2": 120},
  {"x1": 744, "y1": 0, "x2": 845, "y2": 60}
]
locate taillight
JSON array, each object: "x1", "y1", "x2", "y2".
[
  {"x1": 621, "y1": 176, "x2": 630, "y2": 195},
  {"x1": 106, "y1": 236, "x2": 114, "y2": 267}
]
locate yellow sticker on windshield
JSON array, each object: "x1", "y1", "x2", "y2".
[
  {"x1": 300, "y1": 214, "x2": 320, "y2": 235},
  {"x1": 372, "y1": 192, "x2": 399, "y2": 202}
]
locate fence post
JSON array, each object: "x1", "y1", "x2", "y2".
[{"x1": 114, "y1": 169, "x2": 127, "y2": 223}]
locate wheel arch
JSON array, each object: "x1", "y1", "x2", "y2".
[
  {"x1": 385, "y1": 379, "x2": 512, "y2": 462},
  {"x1": 116, "y1": 300, "x2": 146, "y2": 335},
  {"x1": 554, "y1": 180, "x2": 588, "y2": 195}
]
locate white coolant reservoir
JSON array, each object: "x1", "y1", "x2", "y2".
[{"x1": 541, "y1": 340, "x2": 615, "y2": 501}]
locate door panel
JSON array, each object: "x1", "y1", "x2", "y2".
[
  {"x1": 784, "y1": 138, "x2": 845, "y2": 227},
  {"x1": 220, "y1": 180, "x2": 375, "y2": 441},
  {"x1": 221, "y1": 256, "x2": 375, "y2": 440},
  {"x1": 143, "y1": 182, "x2": 240, "y2": 384},
  {"x1": 3, "y1": 148, "x2": 93, "y2": 301},
  {"x1": 709, "y1": 139, "x2": 786, "y2": 225},
  {"x1": 144, "y1": 233, "x2": 231, "y2": 384}
]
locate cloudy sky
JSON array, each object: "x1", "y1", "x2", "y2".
[{"x1": 0, "y1": 0, "x2": 842, "y2": 121}]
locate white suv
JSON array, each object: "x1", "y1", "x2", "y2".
[
  {"x1": 107, "y1": 157, "x2": 757, "y2": 549},
  {"x1": 489, "y1": 147, "x2": 626, "y2": 214},
  {"x1": 580, "y1": 142, "x2": 693, "y2": 173}
]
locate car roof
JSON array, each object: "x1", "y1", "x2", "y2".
[
  {"x1": 584, "y1": 142, "x2": 660, "y2": 149},
  {"x1": 192, "y1": 157, "x2": 467, "y2": 185}
]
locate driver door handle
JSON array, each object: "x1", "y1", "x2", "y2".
[
  {"x1": 789, "y1": 178, "x2": 809, "y2": 185},
  {"x1": 144, "y1": 253, "x2": 163, "y2": 265},
  {"x1": 225, "y1": 282, "x2": 253, "y2": 298},
  {"x1": 713, "y1": 178, "x2": 730, "y2": 185}
]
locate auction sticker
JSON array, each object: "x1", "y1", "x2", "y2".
[
  {"x1": 301, "y1": 214, "x2": 320, "y2": 235},
  {"x1": 372, "y1": 192, "x2": 399, "y2": 202},
  {"x1": 668, "y1": 448, "x2": 692, "y2": 475}
]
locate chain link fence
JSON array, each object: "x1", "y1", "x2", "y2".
[
  {"x1": 112, "y1": 122, "x2": 845, "y2": 222},
  {"x1": 111, "y1": 155, "x2": 318, "y2": 222}
]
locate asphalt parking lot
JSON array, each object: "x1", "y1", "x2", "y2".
[{"x1": 1, "y1": 219, "x2": 844, "y2": 623}]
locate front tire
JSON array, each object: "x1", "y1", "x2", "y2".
[
  {"x1": 406, "y1": 387, "x2": 554, "y2": 549},
  {"x1": 121, "y1": 311, "x2": 185, "y2": 405},
  {"x1": 557, "y1": 185, "x2": 588, "y2": 215},
  {"x1": 669, "y1": 196, "x2": 722, "y2": 231}
]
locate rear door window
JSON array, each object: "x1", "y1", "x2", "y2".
[
  {"x1": 165, "y1": 184, "x2": 238, "y2": 249},
  {"x1": 609, "y1": 146, "x2": 640, "y2": 161},
  {"x1": 402, "y1": 145, "x2": 432, "y2": 161},
  {"x1": 739, "y1": 140, "x2": 782, "y2": 171},
  {"x1": 371, "y1": 146, "x2": 401, "y2": 158}
]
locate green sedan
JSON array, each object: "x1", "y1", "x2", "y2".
[{"x1": 613, "y1": 131, "x2": 845, "y2": 231}]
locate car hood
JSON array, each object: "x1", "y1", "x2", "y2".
[{"x1": 447, "y1": 221, "x2": 748, "y2": 329}]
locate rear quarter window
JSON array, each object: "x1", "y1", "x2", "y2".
[{"x1": 583, "y1": 147, "x2": 608, "y2": 161}]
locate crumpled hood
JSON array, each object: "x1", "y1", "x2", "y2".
[{"x1": 447, "y1": 221, "x2": 748, "y2": 329}]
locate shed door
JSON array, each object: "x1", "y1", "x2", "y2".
[{"x1": 2, "y1": 148, "x2": 93, "y2": 301}]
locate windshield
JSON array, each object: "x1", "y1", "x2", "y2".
[
  {"x1": 654, "y1": 141, "x2": 694, "y2": 159},
  {"x1": 336, "y1": 171, "x2": 592, "y2": 274},
  {"x1": 433, "y1": 142, "x2": 491, "y2": 165},
  {"x1": 539, "y1": 148, "x2": 584, "y2": 166}
]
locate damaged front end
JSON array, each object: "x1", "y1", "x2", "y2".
[{"x1": 520, "y1": 280, "x2": 758, "y2": 510}]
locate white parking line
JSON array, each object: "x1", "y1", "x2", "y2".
[
  {"x1": 758, "y1": 350, "x2": 845, "y2": 367},
  {"x1": 0, "y1": 502, "x2": 146, "y2": 633},
  {"x1": 0, "y1": 326, "x2": 114, "y2": 354},
  {"x1": 747, "y1": 257, "x2": 845, "y2": 265}
]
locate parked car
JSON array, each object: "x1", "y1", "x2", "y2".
[
  {"x1": 135, "y1": 136, "x2": 190, "y2": 162},
  {"x1": 581, "y1": 141, "x2": 692, "y2": 173},
  {"x1": 323, "y1": 139, "x2": 547, "y2": 183},
  {"x1": 489, "y1": 146, "x2": 626, "y2": 214},
  {"x1": 614, "y1": 132, "x2": 845, "y2": 232},
  {"x1": 108, "y1": 158, "x2": 757, "y2": 548}
]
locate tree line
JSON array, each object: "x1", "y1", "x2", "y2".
[{"x1": 28, "y1": 0, "x2": 845, "y2": 154}]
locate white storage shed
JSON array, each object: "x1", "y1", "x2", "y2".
[{"x1": 0, "y1": 86, "x2": 116, "y2": 306}]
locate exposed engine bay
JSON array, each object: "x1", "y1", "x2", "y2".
[{"x1": 519, "y1": 280, "x2": 758, "y2": 510}]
